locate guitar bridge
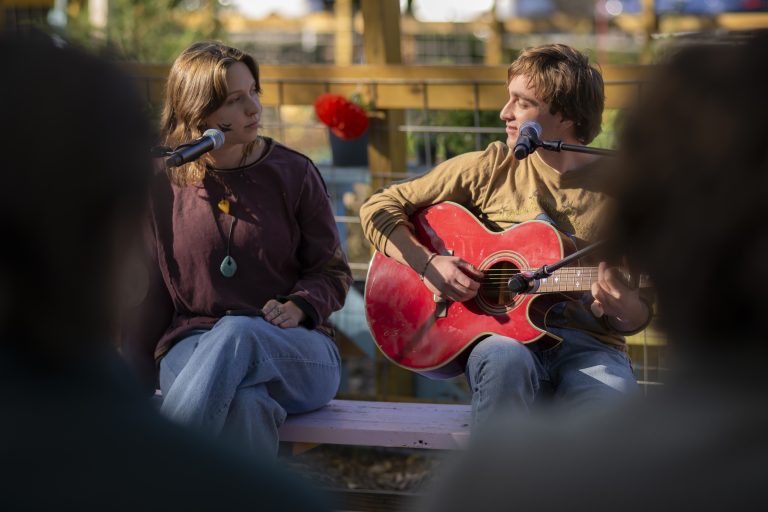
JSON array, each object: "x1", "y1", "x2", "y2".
[{"x1": 433, "y1": 295, "x2": 450, "y2": 318}]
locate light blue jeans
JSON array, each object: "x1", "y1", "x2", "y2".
[
  {"x1": 465, "y1": 326, "x2": 638, "y2": 425},
  {"x1": 159, "y1": 315, "x2": 341, "y2": 455}
]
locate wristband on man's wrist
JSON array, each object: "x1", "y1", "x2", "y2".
[
  {"x1": 418, "y1": 253, "x2": 438, "y2": 282},
  {"x1": 604, "y1": 296, "x2": 654, "y2": 336}
]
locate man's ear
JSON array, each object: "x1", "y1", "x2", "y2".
[
  {"x1": 559, "y1": 116, "x2": 574, "y2": 131},
  {"x1": 557, "y1": 116, "x2": 578, "y2": 142}
]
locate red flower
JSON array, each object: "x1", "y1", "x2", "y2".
[{"x1": 314, "y1": 93, "x2": 369, "y2": 140}]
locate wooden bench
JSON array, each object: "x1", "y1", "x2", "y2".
[{"x1": 278, "y1": 399, "x2": 472, "y2": 451}]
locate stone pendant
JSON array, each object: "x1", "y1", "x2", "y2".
[{"x1": 220, "y1": 255, "x2": 237, "y2": 278}]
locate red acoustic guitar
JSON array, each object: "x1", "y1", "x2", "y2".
[{"x1": 364, "y1": 202, "x2": 639, "y2": 380}]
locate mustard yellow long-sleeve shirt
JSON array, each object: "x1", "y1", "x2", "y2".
[{"x1": 360, "y1": 141, "x2": 628, "y2": 347}]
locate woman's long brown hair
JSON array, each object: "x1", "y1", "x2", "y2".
[{"x1": 160, "y1": 41, "x2": 260, "y2": 185}]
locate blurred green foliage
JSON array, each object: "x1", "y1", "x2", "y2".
[
  {"x1": 406, "y1": 107, "x2": 620, "y2": 166},
  {"x1": 64, "y1": 0, "x2": 221, "y2": 63},
  {"x1": 591, "y1": 109, "x2": 622, "y2": 149},
  {"x1": 406, "y1": 110, "x2": 506, "y2": 166}
]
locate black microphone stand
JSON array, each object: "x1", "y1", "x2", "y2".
[
  {"x1": 150, "y1": 145, "x2": 173, "y2": 158},
  {"x1": 150, "y1": 146, "x2": 175, "y2": 169},
  {"x1": 539, "y1": 139, "x2": 617, "y2": 157},
  {"x1": 507, "y1": 135, "x2": 614, "y2": 293},
  {"x1": 507, "y1": 240, "x2": 605, "y2": 294},
  {"x1": 150, "y1": 144, "x2": 194, "y2": 168}
]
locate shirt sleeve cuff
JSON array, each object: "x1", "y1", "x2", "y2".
[{"x1": 279, "y1": 294, "x2": 320, "y2": 330}]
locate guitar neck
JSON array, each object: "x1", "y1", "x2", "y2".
[{"x1": 532, "y1": 267, "x2": 650, "y2": 294}]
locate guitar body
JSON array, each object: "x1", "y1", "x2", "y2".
[{"x1": 364, "y1": 202, "x2": 579, "y2": 379}]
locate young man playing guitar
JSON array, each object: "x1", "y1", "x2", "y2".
[{"x1": 360, "y1": 44, "x2": 652, "y2": 424}]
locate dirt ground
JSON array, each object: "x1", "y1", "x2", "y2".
[{"x1": 283, "y1": 444, "x2": 454, "y2": 493}]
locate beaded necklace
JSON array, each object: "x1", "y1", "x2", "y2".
[{"x1": 207, "y1": 137, "x2": 263, "y2": 278}]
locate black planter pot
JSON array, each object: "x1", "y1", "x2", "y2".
[{"x1": 330, "y1": 130, "x2": 368, "y2": 167}]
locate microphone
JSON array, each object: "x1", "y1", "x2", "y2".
[
  {"x1": 507, "y1": 271, "x2": 533, "y2": 294},
  {"x1": 165, "y1": 129, "x2": 225, "y2": 168},
  {"x1": 507, "y1": 271, "x2": 542, "y2": 294},
  {"x1": 512, "y1": 121, "x2": 542, "y2": 160}
]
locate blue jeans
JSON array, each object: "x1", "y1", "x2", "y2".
[
  {"x1": 159, "y1": 315, "x2": 341, "y2": 455},
  {"x1": 465, "y1": 326, "x2": 638, "y2": 425}
]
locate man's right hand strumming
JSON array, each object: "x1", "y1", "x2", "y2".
[
  {"x1": 384, "y1": 225, "x2": 483, "y2": 303},
  {"x1": 422, "y1": 255, "x2": 484, "y2": 302}
]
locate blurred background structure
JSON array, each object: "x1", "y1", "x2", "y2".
[{"x1": 2, "y1": 0, "x2": 766, "y2": 403}]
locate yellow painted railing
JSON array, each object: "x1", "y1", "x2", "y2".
[{"x1": 128, "y1": 63, "x2": 651, "y2": 112}]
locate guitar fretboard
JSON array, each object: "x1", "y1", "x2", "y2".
[
  {"x1": 535, "y1": 267, "x2": 599, "y2": 293},
  {"x1": 481, "y1": 267, "x2": 650, "y2": 294},
  {"x1": 534, "y1": 267, "x2": 650, "y2": 293}
]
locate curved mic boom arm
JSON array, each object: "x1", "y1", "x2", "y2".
[
  {"x1": 507, "y1": 240, "x2": 606, "y2": 294},
  {"x1": 540, "y1": 140, "x2": 617, "y2": 157}
]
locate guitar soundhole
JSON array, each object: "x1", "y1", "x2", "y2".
[{"x1": 478, "y1": 260, "x2": 521, "y2": 308}]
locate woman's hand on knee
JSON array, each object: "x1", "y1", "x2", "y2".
[{"x1": 262, "y1": 299, "x2": 306, "y2": 328}]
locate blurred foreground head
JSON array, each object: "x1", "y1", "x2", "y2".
[
  {"x1": 615, "y1": 30, "x2": 768, "y2": 352},
  {"x1": 0, "y1": 33, "x2": 152, "y2": 359}
]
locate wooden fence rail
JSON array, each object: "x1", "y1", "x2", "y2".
[{"x1": 126, "y1": 63, "x2": 652, "y2": 113}]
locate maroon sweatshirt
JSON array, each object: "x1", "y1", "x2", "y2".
[{"x1": 125, "y1": 138, "x2": 352, "y2": 384}]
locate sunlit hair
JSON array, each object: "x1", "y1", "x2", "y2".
[
  {"x1": 507, "y1": 44, "x2": 604, "y2": 144},
  {"x1": 160, "y1": 41, "x2": 261, "y2": 185}
]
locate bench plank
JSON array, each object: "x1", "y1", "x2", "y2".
[{"x1": 278, "y1": 399, "x2": 472, "y2": 450}]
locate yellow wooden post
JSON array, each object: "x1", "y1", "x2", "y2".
[
  {"x1": 360, "y1": 0, "x2": 412, "y2": 399},
  {"x1": 360, "y1": 0, "x2": 407, "y2": 193},
  {"x1": 640, "y1": 0, "x2": 658, "y2": 64},
  {"x1": 361, "y1": 0, "x2": 401, "y2": 64},
  {"x1": 484, "y1": 0, "x2": 505, "y2": 66},
  {"x1": 334, "y1": 0, "x2": 354, "y2": 66}
]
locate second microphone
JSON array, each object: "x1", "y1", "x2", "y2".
[
  {"x1": 512, "y1": 120, "x2": 542, "y2": 160},
  {"x1": 165, "y1": 128, "x2": 225, "y2": 168}
]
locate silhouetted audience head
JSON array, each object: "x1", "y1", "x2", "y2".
[
  {"x1": 0, "y1": 33, "x2": 152, "y2": 359},
  {"x1": 614, "y1": 30, "x2": 768, "y2": 355},
  {"x1": 0, "y1": 33, "x2": 332, "y2": 512}
]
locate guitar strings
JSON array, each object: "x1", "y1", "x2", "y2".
[
  {"x1": 446, "y1": 266, "x2": 615, "y2": 288},
  {"x1": 480, "y1": 270, "x2": 598, "y2": 279},
  {"x1": 478, "y1": 267, "x2": 598, "y2": 272},
  {"x1": 479, "y1": 268, "x2": 598, "y2": 273},
  {"x1": 480, "y1": 267, "x2": 600, "y2": 289}
]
